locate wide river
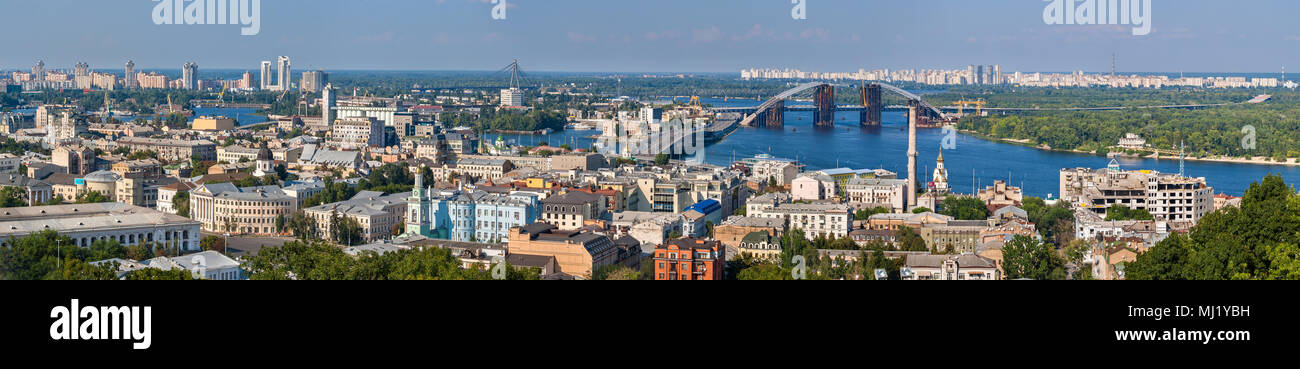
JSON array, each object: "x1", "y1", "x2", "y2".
[{"x1": 500, "y1": 97, "x2": 1300, "y2": 198}]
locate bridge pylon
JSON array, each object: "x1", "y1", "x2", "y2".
[
  {"x1": 814, "y1": 84, "x2": 835, "y2": 128},
  {"x1": 861, "y1": 83, "x2": 883, "y2": 127}
]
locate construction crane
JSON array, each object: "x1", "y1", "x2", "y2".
[
  {"x1": 688, "y1": 96, "x2": 703, "y2": 111},
  {"x1": 954, "y1": 99, "x2": 987, "y2": 116}
]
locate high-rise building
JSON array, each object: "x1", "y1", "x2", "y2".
[
  {"x1": 32, "y1": 60, "x2": 46, "y2": 82},
  {"x1": 276, "y1": 56, "x2": 292, "y2": 91},
  {"x1": 500, "y1": 87, "x2": 524, "y2": 107},
  {"x1": 241, "y1": 71, "x2": 253, "y2": 89},
  {"x1": 259, "y1": 61, "x2": 273, "y2": 90},
  {"x1": 182, "y1": 62, "x2": 198, "y2": 90},
  {"x1": 976, "y1": 65, "x2": 985, "y2": 85},
  {"x1": 321, "y1": 83, "x2": 335, "y2": 128},
  {"x1": 300, "y1": 70, "x2": 326, "y2": 93},
  {"x1": 74, "y1": 62, "x2": 90, "y2": 77},
  {"x1": 124, "y1": 60, "x2": 136, "y2": 88}
]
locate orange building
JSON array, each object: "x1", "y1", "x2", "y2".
[{"x1": 653, "y1": 238, "x2": 725, "y2": 280}]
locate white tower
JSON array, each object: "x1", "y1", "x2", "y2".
[
  {"x1": 932, "y1": 148, "x2": 949, "y2": 194},
  {"x1": 322, "y1": 83, "x2": 335, "y2": 125}
]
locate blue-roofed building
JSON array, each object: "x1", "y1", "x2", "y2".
[{"x1": 681, "y1": 199, "x2": 723, "y2": 238}]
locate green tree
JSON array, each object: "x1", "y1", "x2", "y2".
[
  {"x1": 173, "y1": 191, "x2": 190, "y2": 218},
  {"x1": 1105, "y1": 205, "x2": 1155, "y2": 221},
  {"x1": 939, "y1": 195, "x2": 990, "y2": 220},
  {"x1": 1001, "y1": 235, "x2": 1066, "y2": 280},
  {"x1": 897, "y1": 227, "x2": 927, "y2": 252},
  {"x1": 0, "y1": 186, "x2": 28, "y2": 208},
  {"x1": 125, "y1": 268, "x2": 197, "y2": 280},
  {"x1": 75, "y1": 191, "x2": 111, "y2": 204},
  {"x1": 654, "y1": 153, "x2": 670, "y2": 165}
]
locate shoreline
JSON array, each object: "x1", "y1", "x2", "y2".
[{"x1": 958, "y1": 129, "x2": 1300, "y2": 168}]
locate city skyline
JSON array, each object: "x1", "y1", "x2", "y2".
[{"x1": 4, "y1": 0, "x2": 1300, "y2": 73}]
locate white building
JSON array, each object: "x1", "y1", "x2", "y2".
[
  {"x1": 329, "y1": 116, "x2": 384, "y2": 149},
  {"x1": 0, "y1": 203, "x2": 201, "y2": 252},
  {"x1": 748, "y1": 202, "x2": 852, "y2": 241},
  {"x1": 791, "y1": 173, "x2": 836, "y2": 201},
  {"x1": 1060, "y1": 161, "x2": 1215, "y2": 223},
  {"x1": 500, "y1": 87, "x2": 524, "y2": 107}
]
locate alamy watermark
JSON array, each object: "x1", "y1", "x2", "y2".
[
  {"x1": 1242, "y1": 125, "x2": 1257, "y2": 151},
  {"x1": 152, "y1": 0, "x2": 261, "y2": 36},
  {"x1": 595, "y1": 119, "x2": 708, "y2": 164},
  {"x1": 941, "y1": 126, "x2": 958, "y2": 150},
  {"x1": 1043, "y1": 0, "x2": 1152, "y2": 36},
  {"x1": 791, "y1": 0, "x2": 807, "y2": 20},
  {"x1": 492, "y1": 0, "x2": 508, "y2": 20}
]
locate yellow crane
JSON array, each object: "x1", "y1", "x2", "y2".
[{"x1": 954, "y1": 99, "x2": 987, "y2": 116}]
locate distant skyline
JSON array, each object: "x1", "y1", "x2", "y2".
[{"x1": 4, "y1": 0, "x2": 1300, "y2": 74}]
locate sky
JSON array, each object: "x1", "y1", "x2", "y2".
[{"x1": 3, "y1": 0, "x2": 1300, "y2": 74}]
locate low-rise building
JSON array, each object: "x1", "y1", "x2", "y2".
[
  {"x1": 749, "y1": 202, "x2": 852, "y2": 241},
  {"x1": 507, "y1": 223, "x2": 637, "y2": 279},
  {"x1": 0, "y1": 203, "x2": 201, "y2": 252},
  {"x1": 845, "y1": 178, "x2": 908, "y2": 212},
  {"x1": 189, "y1": 183, "x2": 298, "y2": 235},
  {"x1": 902, "y1": 254, "x2": 1000, "y2": 280},
  {"x1": 117, "y1": 137, "x2": 217, "y2": 162},
  {"x1": 540, "y1": 190, "x2": 606, "y2": 230},
  {"x1": 192, "y1": 116, "x2": 236, "y2": 131},
  {"x1": 736, "y1": 231, "x2": 781, "y2": 261},
  {"x1": 304, "y1": 191, "x2": 409, "y2": 242},
  {"x1": 1060, "y1": 161, "x2": 1214, "y2": 223},
  {"x1": 0, "y1": 174, "x2": 52, "y2": 204},
  {"x1": 653, "y1": 238, "x2": 724, "y2": 280}
]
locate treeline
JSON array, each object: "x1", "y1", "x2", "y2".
[
  {"x1": 1127, "y1": 174, "x2": 1300, "y2": 280},
  {"x1": 927, "y1": 87, "x2": 1266, "y2": 109},
  {"x1": 243, "y1": 239, "x2": 540, "y2": 280},
  {"x1": 959, "y1": 102, "x2": 1300, "y2": 159},
  {"x1": 440, "y1": 109, "x2": 567, "y2": 133},
  {"x1": 0, "y1": 231, "x2": 194, "y2": 280}
]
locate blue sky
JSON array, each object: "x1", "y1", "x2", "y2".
[{"x1": 3, "y1": 0, "x2": 1299, "y2": 73}]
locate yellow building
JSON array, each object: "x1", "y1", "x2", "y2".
[{"x1": 193, "y1": 116, "x2": 236, "y2": 131}]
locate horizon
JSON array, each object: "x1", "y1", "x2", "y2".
[{"x1": 4, "y1": 0, "x2": 1300, "y2": 73}]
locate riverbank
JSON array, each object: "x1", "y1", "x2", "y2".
[{"x1": 958, "y1": 129, "x2": 1300, "y2": 168}]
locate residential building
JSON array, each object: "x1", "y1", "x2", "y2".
[
  {"x1": 714, "y1": 216, "x2": 783, "y2": 252},
  {"x1": 329, "y1": 116, "x2": 384, "y2": 149},
  {"x1": 193, "y1": 116, "x2": 236, "y2": 131},
  {"x1": 540, "y1": 190, "x2": 606, "y2": 230},
  {"x1": 736, "y1": 231, "x2": 781, "y2": 261},
  {"x1": 978, "y1": 180, "x2": 1023, "y2": 211},
  {"x1": 902, "y1": 254, "x2": 1000, "y2": 280},
  {"x1": 507, "y1": 223, "x2": 635, "y2": 279},
  {"x1": 500, "y1": 87, "x2": 524, "y2": 107},
  {"x1": 680, "y1": 199, "x2": 723, "y2": 238},
  {"x1": 0, "y1": 153, "x2": 22, "y2": 174},
  {"x1": 845, "y1": 178, "x2": 908, "y2": 212},
  {"x1": 1060, "y1": 161, "x2": 1214, "y2": 223},
  {"x1": 792, "y1": 173, "x2": 836, "y2": 201},
  {"x1": 653, "y1": 238, "x2": 724, "y2": 280},
  {"x1": 117, "y1": 137, "x2": 217, "y2": 161},
  {"x1": 217, "y1": 145, "x2": 270, "y2": 164},
  {"x1": 51, "y1": 144, "x2": 96, "y2": 175},
  {"x1": 749, "y1": 202, "x2": 853, "y2": 241}
]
